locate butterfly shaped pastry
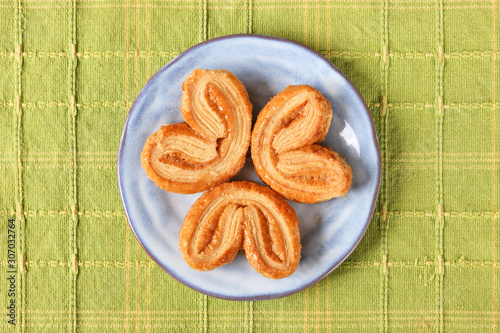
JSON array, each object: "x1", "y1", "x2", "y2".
[
  {"x1": 142, "y1": 69, "x2": 252, "y2": 194},
  {"x1": 251, "y1": 85, "x2": 353, "y2": 203},
  {"x1": 179, "y1": 181, "x2": 301, "y2": 279}
]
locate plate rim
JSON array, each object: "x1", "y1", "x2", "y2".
[{"x1": 117, "y1": 33, "x2": 382, "y2": 301}]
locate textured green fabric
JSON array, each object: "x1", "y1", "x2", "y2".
[{"x1": 0, "y1": 0, "x2": 499, "y2": 331}]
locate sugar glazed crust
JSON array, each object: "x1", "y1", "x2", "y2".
[
  {"x1": 141, "y1": 69, "x2": 253, "y2": 194},
  {"x1": 179, "y1": 181, "x2": 301, "y2": 279},
  {"x1": 251, "y1": 85, "x2": 353, "y2": 203}
]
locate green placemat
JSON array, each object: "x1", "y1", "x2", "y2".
[{"x1": 0, "y1": 0, "x2": 499, "y2": 331}]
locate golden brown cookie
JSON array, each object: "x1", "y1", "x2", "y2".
[
  {"x1": 179, "y1": 181, "x2": 301, "y2": 279},
  {"x1": 141, "y1": 69, "x2": 252, "y2": 194},
  {"x1": 251, "y1": 85, "x2": 352, "y2": 203}
]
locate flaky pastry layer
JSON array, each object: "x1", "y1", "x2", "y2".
[
  {"x1": 142, "y1": 69, "x2": 252, "y2": 194},
  {"x1": 251, "y1": 85, "x2": 353, "y2": 203},
  {"x1": 179, "y1": 181, "x2": 301, "y2": 279}
]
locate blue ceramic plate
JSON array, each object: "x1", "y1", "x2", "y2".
[{"x1": 118, "y1": 34, "x2": 380, "y2": 301}]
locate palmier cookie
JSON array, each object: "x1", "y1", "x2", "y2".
[
  {"x1": 142, "y1": 69, "x2": 252, "y2": 194},
  {"x1": 179, "y1": 181, "x2": 301, "y2": 279},
  {"x1": 251, "y1": 85, "x2": 352, "y2": 203}
]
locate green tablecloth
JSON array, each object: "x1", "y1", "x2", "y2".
[{"x1": 0, "y1": 0, "x2": 499, "y2": 331}]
